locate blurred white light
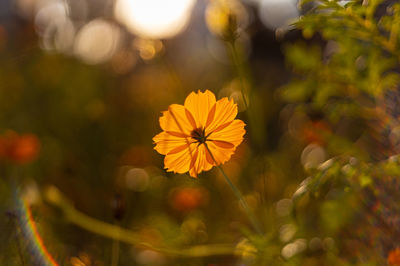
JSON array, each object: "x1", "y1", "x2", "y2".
[
  {"x1": 317, "y1": 158, "x2": 334, "y2": 171},
  {"x1": 218, "y1": 79, "x2": 249, "y2": 112},
  {"x1": 125, "y1": 168, "x2": 150, "y2": 192},
  {"x1": 41, "y1": 18, "x2": 75, "y2": 52},
  {"x1": 309, "y1": 237, "x2": 323, "y2": 251},
  {"x1": 66, "y1": 0, "x2": 88, "y2": 22},
  {"x1": 390, "y1": 126, "x2": 400, "y2": 148},
  {"x1": 292, "y1": 177, "x2": 311, "y2": 199},
  {"x1": 281, "y1": 243, "x2": 297, "y2": 259},
  {"x1": 276, "y1": 198, "x2": 292, "y2": 217},
  {"x1": 34, "y1": 0, "x2": 68, "y2": 35},
  {"x1": 53, "y1": 19, "x2": 75, "y2": 52},
  {"x1": 135, "y1": 250, "x2": 166, "y2": 265},
  {"x1": 114, "y1": 0, "x2": 196, "y2": 39},
  {"x1": 339, "y1": 0, "x2": 351, "y2": 6},
  {"x1": 279, "y1": 224, "x2": 297, "y2": 242},
  {"x1": 301, "y1": 143, "x2": 326, "y2": 170},
  {"x1": 23, "y1": 180, "x2": 41, "y2": 205},
  {"x1": 258, "y1": 0, "x2": 299, "y2": 30},
  {"x1": 74, "y1": 19, "x2": 120, "y2": 64},
  {"x1": 281, "y1": 239, "x2": 307, "y2": 259},
  {"x1": 16, "y1": 0, "x2": 62, "y2": 18}
]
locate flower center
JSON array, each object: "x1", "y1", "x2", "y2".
[{"x1": 191, "y1": 128, "x2": 207, "y2": 144}]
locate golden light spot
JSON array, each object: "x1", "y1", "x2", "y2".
[
  {"x1": 205, "y1": 0, "x2": 248, "y2": 37},
  {"x1": 133, "y1": 38, "x2": 164, "y2": 61},
  {"x1": 218, "y1": 79, "x2": 249, "y2": 112},
  {"x1": 235, "y1": 238, "x2": 257, "y2": 259},
  {"x1": 111, "y1": 49, "x2": 138, "y2": 74}
]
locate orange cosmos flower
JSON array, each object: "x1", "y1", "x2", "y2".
[{"x1": 153, "y1": 90, "x2": 245, "y2": 177}]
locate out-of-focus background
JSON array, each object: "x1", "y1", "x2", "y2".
[{"x1": 2, "y1": 0, "x2": 400, "y2": 265}]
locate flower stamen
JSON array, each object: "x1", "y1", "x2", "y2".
[{"x1": 191, "y1": 128, "x2": 207, "y2": 143}]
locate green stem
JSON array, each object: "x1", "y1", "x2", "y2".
[
  {"x1": 217, "y1": 165, "x2": 264, "y2": 235},
  {"x1": 227, "y1": 41, "x2": 249, "y2": 110},
  {"x1": 204, "y1": 144, "x2": 263, "y2": 235},
  {"x1": 111, "y1": 222, "x2": 120, "y2": 266}
]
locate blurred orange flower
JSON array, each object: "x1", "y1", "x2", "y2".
[
  {"x1": 170, "y1": 187, "x2": 209, "y2": 212},
  {"x1": 153, "y1": 90, "x2": 245, "y2": 177},
  {"x1": 388, "y1": 248, "x2": 400, "y2": 266},
  {"x1": 0, "y1": 131, "x2": 40, "y2": 164},
  {"x1": 302, "y1": 120, "x2": 330, "y2": 145}
]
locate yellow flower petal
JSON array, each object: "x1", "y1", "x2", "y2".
[
  {"x1": 164, "y1": 142, "x2": 197, "y2": 174},
  {"x1": 184, "y1": 90, "x2": 216, "y2": 128},
  {"x1": 205, "y1": 97, "x2": 238, "y2": 135},
  {"x1": 153, "y1": 131, "x2": 190, "y2": 155},
  {"x1": 189, "y1": 144, "x2": 213, "y2": 177},
  {"x1": 206, "y1": 141, "x2": 236, "y2": 165},
  {"x1": 211, "y1": 140, "x2": 235, "y2": 149},
  {"x1": 159, "y1": 104, "x2": 194, "y2": 135},
  {"x1": 209, "y1": 119, "x2": 245, "y2": 146}
]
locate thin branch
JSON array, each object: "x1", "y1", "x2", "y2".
[{"x1": 44, "y1": 187, "x2": 240, "y2": 257}]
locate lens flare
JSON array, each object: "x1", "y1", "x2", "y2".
[{"x1": 16, "y1": 192, "x2": 59, "y2": 266}]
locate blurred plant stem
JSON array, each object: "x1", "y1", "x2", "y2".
[
  {"x1": 216, "y1": 163, "x2": 264, "y2": 235},
  {"x1": 204, "y1": 144, "x2": 264, "y2": 235},
  {"x1": 222, "y1": 18, "x2": 267, "y2": 148},
  {"x1": 227, "y1": 40, "x2": 249, "y2": 110},
  {"x1": 111, "y1": 221, "x2": 120, "y2": 266},
  {"x1": 44, "y1": 187, "x2": 240, "y2": 257},
  {"x1": 223, "y1": 15, "x2": 250, "y2": 111}
]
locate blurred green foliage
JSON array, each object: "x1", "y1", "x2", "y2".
[{"x1": 283, "y1": 0, "x2": 400, "y2": 123}]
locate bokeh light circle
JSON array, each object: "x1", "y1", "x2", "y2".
[
  {"x1": 258, "y1": 0, "x2": 299, "y2": 30},
  {"x1": 74, "y1": 19, "x2": 120, "y2": 64},
  {"x1": 114, "y1": 0, "x2": 196, "y2": 39}
]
